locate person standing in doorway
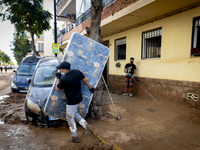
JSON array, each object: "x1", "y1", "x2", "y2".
[
  {"x1": 123, "y1": 57, "x2": 136, "y2": 97},
  {"x1": 0, "y1": 66, "x2": 2, "y2": 73},
  {"x1": 55, "y1": 62, "x2": 95, "y2": 143}
]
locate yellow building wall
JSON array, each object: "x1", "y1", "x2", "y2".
[{"x1": 103, "y1": 6, "x2": 200, "y2": 82}]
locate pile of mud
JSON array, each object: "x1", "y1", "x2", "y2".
[
  {"x1": 3, "y1": 92, "x2": 26, "y2": 103},
  {"x1": 0, "y1": 92, "x2": 26, "y2": 124}
]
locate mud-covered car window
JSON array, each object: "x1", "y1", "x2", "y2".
[
  {"x1": 33, "y1": 67, "x2": 57, "y2": 86},
  {"x1": 17, "y1": 64, "x2": 36, "y2": 76}
]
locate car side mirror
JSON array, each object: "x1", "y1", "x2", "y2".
[{"x1": 26, "y1": 78, "x2": 31, "y2": 84}]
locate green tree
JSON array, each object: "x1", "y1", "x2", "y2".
[
  {"x1": 0, "y1": 0, "x2": 52, "y2": 56},
  {"x1": 0, "y1": 50, "x2": 11, "y2": 63},
  {"x1": 9, "y1": 61, "x2": 15, "y2": 66},
  {"x1": 3, "y1": 54, "x2": 10, "y2": 63},
  {"x1": 0, "y1": 50, "x2": 3, "y2": 59},
  {"x1": 14, "y1": 53, "x2": 23, "y2": 65},
  {"x1": 11, "y1": 32, "x2": 32, "y2": 64}
]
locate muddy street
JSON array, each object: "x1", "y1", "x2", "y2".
[
  {"x1": 0, "y1": 123, "x2": 106, "y2": 150},
  {"x1": 0, "y1": 70, "x2": 14, "y2": 95},
  {"x1": 0, "y1": 71, "x2": 200, "y2": 149},
  {"x1": 96, "y1": 94, "x2": 200, "y2": 150},
  {"x1": 0, "y1": 70, "x2": 26, "y2": 125},
  {"x1": 0, "y1": 71, "x2": 110, "y2": 150}
]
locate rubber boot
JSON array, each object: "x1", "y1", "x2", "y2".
[{"x1": 68, "y1": 137, "x2": 80, "y2": 143}]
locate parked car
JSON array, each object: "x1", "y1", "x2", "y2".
[
  {"x1": 11, "y1": 55, "x2": 41, "y2": 93},
  {"x1": 13, "y1": 66, "x2": 18, "y2": 72},
  {"x1": 24, "y1": 56, "x2": 64, "y2": 127}
]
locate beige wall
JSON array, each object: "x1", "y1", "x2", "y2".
[{"x1": 103, "y1": 6, "x2": 200, "y2": 82}]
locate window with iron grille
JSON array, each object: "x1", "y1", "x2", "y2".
[
  {"x1": 114, "y1": 37, "x2": 126, "y2": 61},
  {"x1": 142, "y1": 28, "x2": 162, "y2": 59},
  {"x1": 191, "y1": 16, "x2": 200, "y2": 56}
]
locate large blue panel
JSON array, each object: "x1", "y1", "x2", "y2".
[{"x1": 44, "y1": 32, "x2": 110, "y2": 120}]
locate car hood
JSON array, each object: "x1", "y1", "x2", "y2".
[
  {"x1": 28, "y1": 86, "x2": 52, "y2": 109},
  {"x1": 13, "y1": 75, "x2": 31, "y2": 88}
]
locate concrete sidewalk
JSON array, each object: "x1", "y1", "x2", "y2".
[{"x1": 88, "y1": 91, "x2": 200, "y2": 150}]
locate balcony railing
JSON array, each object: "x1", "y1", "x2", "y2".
[
  {"x1": 57, "y1": 0, "x2": 116, "y2": 38},
  {"x1": 102, "y1": 0, "x2": 116, "y2": 8},
  {"x1": 57, "y1": 23, "x2": 75, "y2": 38},
  {"x1": 56, "y1": 0, "x2": 64, "y2": 10},
  {"x1": 75, "y1": 7, "x2": 92, "y2": 27},
  {"x1": 76, "y1": 0, "x2": 116, "y2": 26}
]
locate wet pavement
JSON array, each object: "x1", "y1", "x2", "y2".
[
  {"x1": 91, "y1": 91, "x2": 200, "y2": 150},
  {"x1": 0, "y1": 71, "x2": 200, "y2": 149},
  {"x1": 0, "y1": 123, "x2": 102, "y2": 150}
]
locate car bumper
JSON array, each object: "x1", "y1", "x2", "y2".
[
  {"x1": 26, "y1": 98, "x2": 41, "y2": 113},
  {"x1": 11, "y1": 87, "x2": 28, "y2": 93}
]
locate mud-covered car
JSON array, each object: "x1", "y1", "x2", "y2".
[
  {"x1": 25, "y1": 57, "x2": 64, "y2": 127},
  {"x1": 11, "y1": 55, "x2": 41, "y2": 93}
]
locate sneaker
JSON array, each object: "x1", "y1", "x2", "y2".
[
  {"x1": 86, "y1": 123, "x2": 91, "y2": 130},
  {"x1": 129, "y1": 94, "x2": 133, "y2": 97},
  {"x1": 123, "y1": 93, "x2": 128, "y2": 96},
  {"x1": 68, "y1": 137, "x2": 80, "y2": 143}
]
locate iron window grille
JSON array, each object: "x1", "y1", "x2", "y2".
[
  {"x1": 142, "y1": 28, "x2": 162, "y2": 59},
  {"x1": 114, "y1": 37, "x2": 126, "y2": 61},
  {"x1": 191, "y1": 16, "x2": 200, "y2": 56},
  {"x1": 56, "y1": 0, "x2": 64, "y2": 10}
]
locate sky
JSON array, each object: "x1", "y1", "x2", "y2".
[{"x1": 0, "y1": 20, "x2": 17, "y2": 65}]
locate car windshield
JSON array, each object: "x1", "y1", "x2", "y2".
[
  {"x1": 17, "y1": 64, "x2": 36, "y2": 76},
  {"x1": 33, "y1": 66, "x2": 57, "y2": 87}
]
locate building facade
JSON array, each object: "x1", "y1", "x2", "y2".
[
  {"x1": 35, "y1": 35, "x2": 44, "y2": 56},
  {"x1": 43, "y1": 0, "x2": 55, "y2": 56},
  {"x1": 56, "y1": 0, "x2": 200, "y2": 107},
  {"x1": 43, "y1": 0, "x2": 68, "y2": 57}
]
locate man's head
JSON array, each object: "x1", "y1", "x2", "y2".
[
  {"x1": 130, "y1": 57, "x2": 134, "y2": 64},
  {"x1": 56, "y1": 62, "x2": 71, "y2": 74}
]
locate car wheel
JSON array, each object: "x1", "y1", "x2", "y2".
[{"x1": 24, "y1": 99, "x2": 38, "y2": 126}]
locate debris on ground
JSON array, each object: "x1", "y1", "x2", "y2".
[
  {"x1": 0, "y1": 92, "x2": 26, "y2": 125},
  {"x1": 2, "y1": 92, "x2": 26, "y2": 103}
]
